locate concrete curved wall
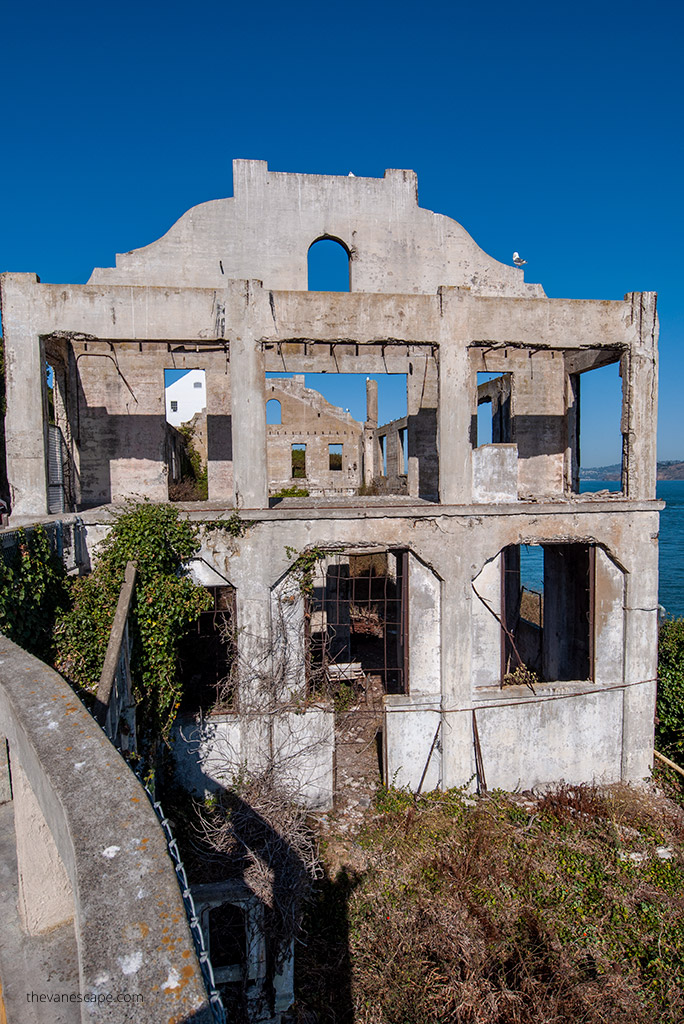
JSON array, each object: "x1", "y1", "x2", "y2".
[{"x1": 0, "y1": 634, "x2": 212, "y2": 1023}]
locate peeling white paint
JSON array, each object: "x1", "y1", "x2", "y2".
[
  {"x1": 119, "y1": 951, "x2": 143, "y2": 975},
  {"x1": 161, "y1": 967, "x2": 181, "y2": 990},
  {"x1": 74, "y1": 761, "x2": 87, "y2": 769},
  {"x1": 102, "y1": 845, "x2": 120, "y2": 858}
]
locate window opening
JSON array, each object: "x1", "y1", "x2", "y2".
[
  {"x1": 164, "y1": 368, "x2": 208, "y2": 502},
  {"x1": 204, "y1": 903, "x2": 246, "y2": 974},
  {"x1": 572, "y1": 359, "x2": 623, "y2": 493},
  {"x1": 292, "y1": 443, "x2": 306, "y2": 478},
  {"x1": 399, "y1": 428, "x2": 408, "y2": 475},
  {"x1": 475, "y1": 371, "x2": 512, "y2": 447},
  {"x1": 266, "y1": 398, "x2": 282, "y2": 425},
  {"x1": 307, "y1": 237, "x2": 351, "y2": 292},
  {"x1": 379, "y1": 435, "x2": 387, "y2": 477},
  {"x1": 177, "y1": 585, "x2": 236, "y2": 711},
  {"x1": 307, "y1": 550, "x2": 408, "y2": 698},
  {"x1": 264, "y1": 372, "x2": 415, "y2": 497},
  {"x1": 502, "y1": 544, "x2": 594, "y2": 683},
  {"x1": 329, "y1": 444, "x2": 342, "y2": 470}
]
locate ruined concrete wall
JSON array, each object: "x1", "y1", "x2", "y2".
[{"x1": 89, "y1": 161, "x2": 544, "y2": 299}]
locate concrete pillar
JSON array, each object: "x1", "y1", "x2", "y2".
[
  {"x1": 623, "y1": 292, "x2": 659, "y2": 500},
  {"x1": 0, "y1": 274, "x2": 50, "y2": 517},
  {"x1": 439, "y1": 570, "x2": 476, "y2": 789},
  {"x1": 407, "y1": 357, "x2": 439, "y2": 499},
  {"x1": 363, "y1": 378, "x2": 379, "y2": 485},
  {"x1": 231, "y1": 334, "x2": 267, "y2": 508},
  {"x1": 437, "y1": 290, "x2": 472, "y2": 504},
  {"x1": 621, "y1": 519, "x2": 659, "y2": 780},
  {"x1": 0, "y1": 737, "x2": 11, "y2": 804},
  {"x1": 206, "y1": 358, "x2": 234, "y2": 503},
  {"x1": 12, "y1": 761, "x2": 74, "y2": 935}
]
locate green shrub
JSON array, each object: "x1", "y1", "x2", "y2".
[
  {"x1": 0, "y1": 526, "x2": 68, "y2": 660},
  {"x1": 656, "y1": 618, "x2": 684, "y2": 764},
  {"x1": 54, "y1": 501, "x2": 211, "y2": 738}
]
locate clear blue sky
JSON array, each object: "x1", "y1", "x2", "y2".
[{"x1": 2, "y1": 0, "x2": 682, "y2": 467}]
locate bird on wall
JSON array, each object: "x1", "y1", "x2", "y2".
[{"x1": 512, "y1": 252, "x2": 527, "y2": 266}]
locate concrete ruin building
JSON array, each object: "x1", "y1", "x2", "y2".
[{"x1": 0, "y1": 159, "x2": 661, "y2": 815}]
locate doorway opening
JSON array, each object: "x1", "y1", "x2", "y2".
[{"x1": 164, "y1": 368, "x2": 208, "y2": 501}]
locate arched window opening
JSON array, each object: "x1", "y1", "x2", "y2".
[
  {"x1": 266, "y1": 399, "x2": 282, "y2": 425},
  {"x1": 307, "y1": 237, "x2": 351, "y2": 292}
]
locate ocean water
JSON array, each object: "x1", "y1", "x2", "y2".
[{"x1": 518, "y1": 482, "x2": 684, "y2": 619}]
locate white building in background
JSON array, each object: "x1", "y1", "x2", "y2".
[{"x1": 165, "y1": 369, "x2": 206, "y2": 426}]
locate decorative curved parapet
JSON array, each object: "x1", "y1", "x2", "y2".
[{"x1": 0, "y1": 633, "x2": 213, "y2": 1023}]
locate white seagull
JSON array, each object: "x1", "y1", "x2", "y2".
[{"x1": 512, "y1": 251, "x2": 527, "y2": 267}]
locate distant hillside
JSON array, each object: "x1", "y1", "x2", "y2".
[{"x1": 580, "y1": 461, "x2": 684, "y2": 481}]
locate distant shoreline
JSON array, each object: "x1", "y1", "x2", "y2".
[{"x1": 581, "y1": 461, "x2": 684, "y2": 481}]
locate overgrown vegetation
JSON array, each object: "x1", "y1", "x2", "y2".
[
  {"x1": 272, "y1": 485, "x2": 310, "y2": 498},
  {"x1": 53, "y1": 501, "x2": 211, "y2": 738},
  {"x1": 0, "y1": 526, "x2": 68, "y2": 660},
  {"x1": 297, "y1": 783, "x2": 684, "y2": 1024},
  {"x1": 168, "y1": 421, "x2": 208, "y2": 501},
  {"x1": 656, "y1": 617, "x2": 684, "y2": 764}
]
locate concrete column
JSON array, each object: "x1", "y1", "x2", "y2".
[
  {"x1": 623, "y1": 292, "x2": 659, "y2": 500},
  {"x1": 0, "y1": 737, "x2": 11, "y2": 804},
  {"x1": 407, "y1": 357, "x2": 439, "y2": 499},
  {"x1": 206, "y1": 357, "x2": 234, "y2": 503},
  {"x1": 621, "y1": 516, "x2": 659, "y2": 780},
  {"x1": 437, "y1": 290, "x2": 472, "y2": 504},
  {"x1": 231, "y1": 334, "x2": 267, "y2": 508},
  {"x1": 439, "y1": 568, "x2": 476, "y2": 789},
  {"x1": 0, "y1": 274, "x2": 50, "y2": 517},
  {"x1": 363, "y1": 378, "x2": 379, "y2": 485},
  {"x1": 12, "y1": 761, "x2": 74, "y2": 935}
]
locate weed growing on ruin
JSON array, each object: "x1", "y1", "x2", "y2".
[
  {"x1": 53, "y1": 501, "x2": 211, "y2": 738},
  {"x1": 285, "y1": 545, "x2": 334, "y2": 596},
  {"x1": 272, "y1": 486, "x2": 310, "y2": 498},
  {"x1": 204, "y1": 510, "x2": 248, "y2": 537}
]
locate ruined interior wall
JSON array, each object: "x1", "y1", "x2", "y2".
[{"x1": 266, "y1": 377, "x2": 363, "y2": 494}]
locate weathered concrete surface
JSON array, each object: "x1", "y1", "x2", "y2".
[
  {"x1": 0, "y1": 801, "x2": 80, "y2": 1024},
  {"x1": 89, "y1": 160, "x2": 544, "y2": 298},
  {"x1": 0, "y1": 635, "x2": 213, "y2": 1023}
]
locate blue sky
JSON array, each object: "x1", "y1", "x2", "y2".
[{"x1": 2, "y1": 0, "x2": 682, "y2": 466}]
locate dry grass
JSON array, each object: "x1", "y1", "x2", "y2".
[{"x1": 295, "y1": 783, "x2": 684, "y2": 1024}]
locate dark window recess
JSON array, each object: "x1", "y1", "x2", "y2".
[
  {"x1": 206, "y1": 903, "x2": 246, "y2": 969},
  {"x1": 501, "y1": 544, "x2": 594, "y2": 683},
  {"x1": 307, "y1": 550, "x2": 408, "y2": 696},
  {"x1": 178, "y1": 585, "x2": 236, "y2": 711}
]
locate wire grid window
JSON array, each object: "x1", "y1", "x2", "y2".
[{"x1": 307, "y1": 550, "x2": 408, "y2": 695}]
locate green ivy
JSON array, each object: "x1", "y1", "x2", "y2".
[
  {"x1": 656, "y1": 618, "x2": 684, "y2": 764},
  {"x1": 0, "y1": 526, "x2": 68, "y2": 660},
  {"x1": 285, "y1": 544, "x2": 333, "y2": 596},
  {"x1": 53, "y1": 501, "x2": 212, "y2": 739}
]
